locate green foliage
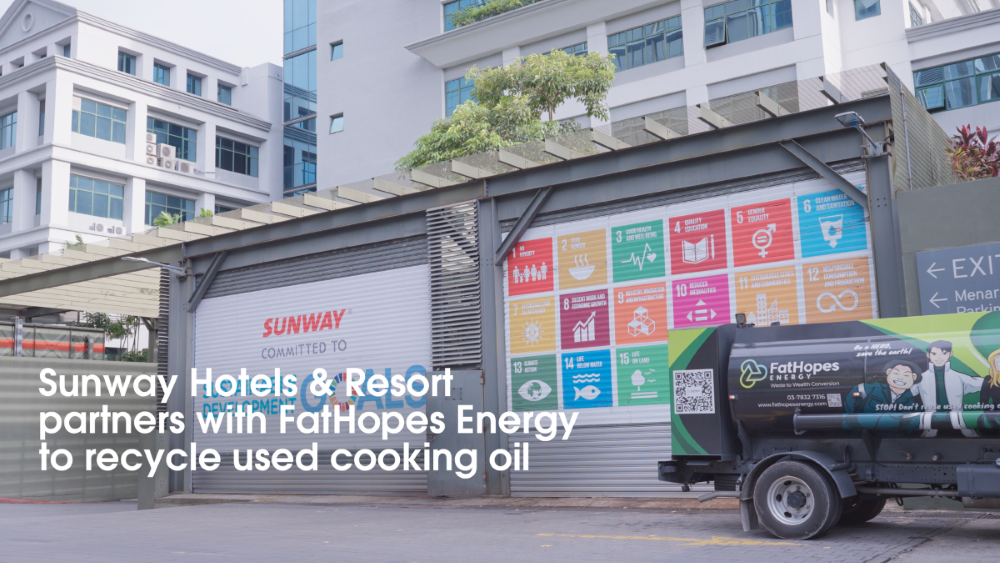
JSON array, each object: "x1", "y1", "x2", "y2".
[
  {"x1": 947, "y1": 125, "x2": 999, "y2": 181},
  {"x1": 79, "y1": 313, "x2": 137, "y2": 341},
  {"x1": 199, "y1": 208, "x2": 213, "y2": 218},
  {"x1": 448, "y1": 0, "x2": 536, "y2": 28},
  {"x1": 469, "y1": 50, "x2": 616, "y2": 122},
  {"x1": 153, "y1": 211, "x2": 182, "y2": 226},
  {"x1": 65, "y1": 235, "x2": 85, "y2": 249},
  {"x1": 396, "y1": 50, "x2": 614, "y2": 170},
  {"x1": 118, "y1": 349, "x2": 149, "y2": 362},
  {"x1": 395, "y1": 96, "x2": 574, "y2": 171}
]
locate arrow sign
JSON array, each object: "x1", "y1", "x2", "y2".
[
  {"x1": 929, "y1": 292, "x2": 947, "y2": 309},
  {"x1": 926, "y1": 262, "x2": 944, "y2": 278}
]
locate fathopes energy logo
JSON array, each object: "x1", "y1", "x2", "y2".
[
  {"x1": 740, "y1": 359, "x2": 769, "y2": 389},
  {"x1": 262, "y1": 308, "x2": 348, "y2": 338}
]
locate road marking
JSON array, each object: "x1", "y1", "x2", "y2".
[{"x1": 536, "y1": 533, "x2": 805, "y2": 547}]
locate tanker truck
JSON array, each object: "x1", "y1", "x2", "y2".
[{"x1": 659, "y1": 311, "x2": 1000, "y2": 540}]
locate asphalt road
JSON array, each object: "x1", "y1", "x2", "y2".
[{"x1": 0, "y1": 501, "x2": 996, "y2": 562}]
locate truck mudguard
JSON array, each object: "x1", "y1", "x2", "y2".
[{"x1": 740, "y1": 451, "x2": 857, "y2": 500}]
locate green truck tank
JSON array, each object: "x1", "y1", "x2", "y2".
[{"x1": 660, "y1": 311, "x2": 1000, "y2": 540}]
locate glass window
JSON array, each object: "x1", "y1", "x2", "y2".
[
  {"x1": 0, "y1": 111, "x2": 16, "y2": 150},
  {"x1": 153, "y1": 63, "x2": 170, "y2": 86},
  {"x1": 214, "y1": 204, "x2": 235, "y2": 214},
  {"x1": 331, "y1": 42, "x2": 343, "y2": 61},
  {"x1": 444, "y1": 0, "x2": 487, "y2": 31},
  {"x1": 704, "y1": 0, "x2": 789, "y2": 47},
  {"x1": 283, "y1": 129, "x2": 317, "y2": 191},
  {"x1": 855, "y1": 0, "x2": 880, "y2": 19},
  {"x1": 609, "y1": 17, "x2": 683, "y2": 71},
  {"x1": 283, "y1": 49, "x2": 317, "y2": 122},
  {"x1": 0, "y1": 187, "x2": 11, "y2": 224},
  {"x1": 218, "y1": 84, "x2": 232, "y2": 106},
  {"x1": 63, "y1": 43, "x2": 71, "y2": 58},
  {"x1": 72, "y1": 99, "x2": 126, "y2": 144},
  {"x1": 914, "y1": 52, "x2": 1000, "y2": 112},
  {"x1": 215, "y1": 136, "x2": 259, "y2": 177},
  {"x1": 284, "y1": 0, "x2": 316, "y2": 55},
  {"x1": 329, "y1": 114, "x2": 344, "y2": 134},
  {"x1": 117, "y1": 52, "x2": 136, "y2": 75},
  {"x1": 69, "y1": 175, "x2": 124, "y2": 220},
  {"x1": 38, "y1": 100, "x2": 44, "y2": 137},
  {"x1": 826, "y1": 0, "x2": 834, "y2": 16},
  {"x1": 909, "y1": 3, "x2": 923, "y2": 26},
  {"x1": 35, "y1": 181, "x2": 40, "y2": 215},
  {"x1": 145, "y1": 190, "x2": 194, "y2": 225},
  {"x1": 561, "y1": 42, "x2": 588, "y2": 56},
  {"x1": 147, "y1": 118, "x2": 197, "y2": 161},
  {"x1": 187, "y1": 74, "x2": 202, "y2": 96},
  {"x1": 445, "y1": 77, "x2": 474, "y2": 116}
]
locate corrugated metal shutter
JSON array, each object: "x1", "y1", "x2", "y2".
[
  {"x1": 427, "y1": 201, "x2": 481, "y2": 369},
  {"x1": 203, "y1": 236, "x2": 428, "y2": 300},
  {"x1": 508, "y1": 425, "x2": 710, "y2": 496},
  {"x1": 501, "y1": 161, "x2": 865, "y2": 231}
]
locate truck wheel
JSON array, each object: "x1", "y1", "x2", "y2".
[
  {"x1": 753, "y1": 461, "x2": 841, "y2": 540},
  {"x1": 839, "y1": 497, "x2": 886, "y2": 525}
]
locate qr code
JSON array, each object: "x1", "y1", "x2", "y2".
[
  {"x1": 673, "y1": 369, "x2": 715, "y2": 414},
  {"x1": 827, "y1": 393, "x2": 842, "y2": 408}
]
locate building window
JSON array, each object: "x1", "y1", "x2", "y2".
[
  {"x1": 561, "y1": 42, "x2": 588, "y2": 56},
  {"x1": 38, "y1": 100, "x2": 44, "y2": 136},
  {"x1": 216, "y1": 136, "x2": 259, "y2": 177},
  {"x1": 145, "y1": 191, "x2": 194, "y2": 225},
  {"x1": 35, "y1": 180, "x2": 41, "y2": 215},
  {"x1": 705, "y1": 0, "x2": 791, "y2": 47},
  {"x1": 826, "y1": 0, "x2": 834, "y2": 16},
  {"x1": 69, "y1": 175, "x2": 124, "y2": 220},
  {"x1": 218, "y1": 84, "x2": 232, "y2": 105},
  {"x1": 331, "y1": 41, "x2": 343, "y2": 61},
  {"x1": 283, "y1": 131, "x2": 316, "y2": 191},
  {"x1": 187, "y1": 74, "x2": 202, "y2": 96},
  {"x1": 117, "y1": 51, "x2": 136, "y2": 75},
  {"x1": 153, "y1": 63, "x2": 170, "y2": 86},
  {"x1": 444, "y1": 0, "x2": 487, "y2": 31},
  {"x1": 284, "y1": 49, "x2": 317, "y2": 121},
  {"x1": 290, "y1": 117, "x2": 316, "y2": 132},
  {"x1": 855, "y1": 0, "x2": 880, "y2": 19},
  {"x1": 147, "y1": 118, "x2": 197, "y2": 162},
  {"x1": 909, "y1": 3, "x2": 923, "y2": 26},
  {"x1": 0, "y1": 187, "x2": 11, "y2": 224},
  {"x1": 72, "y1": 99, "x2": 126, "y2": 144},
  {"x1": 445, "y1": 77, "x2": 474, "y2": 116},
  {"x1": 329, "y1": 114, "x2": 344, "y2": 134},
  {"x1": 914, "y1": 54, "x2": 1000, "y2": 112},
  {"x1": 215, "y1": 204, "x2": 235, "y2": 214},
  {"x1": 610, "y1": 17, "x2": 683, "y2": 71},
  {"x1": 0, "y1": 111, "x2": 16, "y2": 150},
  {"x1": 284, "y1": 0, "x2": 316, "y2": 55},
  {"x1": 63, "y1": 43, "x2": 71, "y2": 57}
]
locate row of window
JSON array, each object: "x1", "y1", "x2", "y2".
[
  {"x1": 66, "y1": 173, "x2": 196, "y2": 226},
  {"x1": 120, "y1": 52, "x2": 232, "y2": 105},
  {"x1": 610, "y1": 17, "x2": 683, "y2": 71},
  {"x1": 915, "y1": 53, "x2": 1000, "y2": 112}
]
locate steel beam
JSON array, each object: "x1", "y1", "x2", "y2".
[
  {"x1": 867, "y1": 154, "x2": 907, "y2": 318},
  {"x1": 779, "y1": 140, "x2": 870, "y2": 213},
  {"x1": 494, "y1": 187, "x2": 553, "y2": 264},
  {"x1": 187, "y1": 251, "x2": 229, "y2": 313}
]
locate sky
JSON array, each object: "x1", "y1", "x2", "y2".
[{"x1": 0, "y1": 0, "x2": 284, "y2": 67}]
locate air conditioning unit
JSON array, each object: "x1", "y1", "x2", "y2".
[
  {"x1": 177, "y1": 161, "x2": 195, "y2": 174},
  {"x1": 145, "y1": 155, "x2": 158, "y2": 166},
  {"x1": 157, "y1": 144, "x2": 176, "y2": 159},
  {"x1": 160, "y1": 158, "x2": 176, "y2": 170},
  {"x1": 145, "y1": 132, "x2": 157, "y2": 144},
  {"x1": 93, "y1": 222, "x2": 106, "y2": 233},
  {"x1": 145, "y1": 142, "x2": 157, "y2": 156}
]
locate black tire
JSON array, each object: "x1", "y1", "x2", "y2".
[
  {"x1": 838, "y1": 496, "x2": 886, "y2": 525},
  {"x1": 753, "y1": 461, "x2": 841, "y2": 540}
]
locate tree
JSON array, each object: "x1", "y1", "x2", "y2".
[
  {"x1": 153, "y1": 211, "x2": 182, "y2": 226},
  {"x1": 396, "y1": 50, "x2": 615, "y2": 170},
  {"x1": 79, "y1": 313, "x2": 144, "y2": 360},
  {"x1": 199, "y1": 208, "x2": 214, "y2": 218},
  {"x1": 448, "y1": 0, "x2": 536, "y2": 28},
  {"x1": 469, "y1": 50, "x2": 616, "y2": 122},
  {"x1": 947, "y1": 125, "x2": 1000, "y2": 181}
]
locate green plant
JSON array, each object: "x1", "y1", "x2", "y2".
[
  {"x1": 118, "y1": 349, "x2": 149, "y2": 362},
  {"x1": 396, "y1": 50, "x2": 615, "y2": 169},
  {"x1": 448, "y1": 0, "x2": 536, "y2": 28},
  {"x1": 947, "y1": 125, "x2": 999, "y2": 181},
  {"x1": 65, "y1": 235, "x2": 85, "y2": 249},
  {"x1": 80, "y1": 313, "x2": 145, "y2": 360},
  {"x1": 199, "y1": 208, "x2": 213, "y2": 218},
  {"x1": 153, "y1": 211, "x2": 182, "y2": 226}
]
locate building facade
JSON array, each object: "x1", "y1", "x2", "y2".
[
  {"x1": 0, "y1": 0, "x2": 283, "y2": 258},
  {"x1": 283, "y1": 0, "x2": 318, "y2": 197},
  {"x1": 313, "y1": 0, "x2": 1000, "y2": 191}
]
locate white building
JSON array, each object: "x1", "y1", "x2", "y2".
[
  {"x1": 313, "y1": 0, "x2": 1000, "y2": 190},
  {"x1": 0, "y1": 0, "x2": 283, "y2": 258}
]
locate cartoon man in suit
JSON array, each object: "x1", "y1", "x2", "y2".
[
  {"x1": 913, "y1": 340, "x2": 984, "y2": 437},
  {"x1": 846, "y1": 359, "x2": 923, "y2": 414}
]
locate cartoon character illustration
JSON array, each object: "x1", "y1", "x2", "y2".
[
  {"x1": 981, "y1": 348, "x2": 1000, "y2": 409},
  {"x1": 912, "y1": 340, "x2": 985, "y2": 437},
  {"x1": 846, "y1": 359, "x2": 924, "y2": 414}
]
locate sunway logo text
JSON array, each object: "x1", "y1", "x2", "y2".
[{"x1": 262, "y1": 309, "x2": 347, "y2": 338}]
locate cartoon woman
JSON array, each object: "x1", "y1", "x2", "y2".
[{"x1": 978, "y1": 349, "x2": 1000, "y2": 434}]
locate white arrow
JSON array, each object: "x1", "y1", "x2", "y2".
[
  {"x1": 929, "y1": 292, "x2": 947, "y2": 309},
  {"x1": 926, "y1": 262, "x2": 945, "y2": 278}
]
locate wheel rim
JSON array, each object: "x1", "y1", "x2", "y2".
[{"x1": 767, "y1": 476, "x2": 815, "y2": 526}]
